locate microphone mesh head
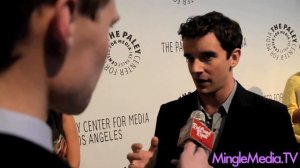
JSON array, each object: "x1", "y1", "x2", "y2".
[{"x1": 190, "y1": 110, "x2": 206, "y2": 123}]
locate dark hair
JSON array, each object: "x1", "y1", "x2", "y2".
[
  {"x1": 77, "y1": 0, "x2": 110, "y2": 20},
  {"x1": 0, "y1": 0, "x2": 110, "y2": 73},
  {"x1": 178, "y1": 11, "x2": 243, "y2": 58},
  {"x1": 0, "y1": 0, "x2": 56, "y2": 73}
]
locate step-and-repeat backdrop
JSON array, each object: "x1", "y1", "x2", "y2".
[{"x1": 75, "y1": 0, "x2": 300, "y2": 167}]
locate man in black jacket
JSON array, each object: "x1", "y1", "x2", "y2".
[{"x1": 127, "y1": 11, "x2": 299, "y2": 168}]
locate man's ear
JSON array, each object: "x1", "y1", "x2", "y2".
[
  {"x1": 44, "y1": 0, "x2": 75, "y2": 77},
  {"x1": 230, "y1": 48, "x2": 241, "y2": 68},
  {"x1": 51, "y1": 0, "x2": 74, "y2": 55}
]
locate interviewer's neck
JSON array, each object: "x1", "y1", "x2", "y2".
[{"x1": 0, "y1": 47, "x2": 48, "y2": 122}]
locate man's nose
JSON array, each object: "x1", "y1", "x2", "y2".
[{"x1": 190, "y1": 58, "x2": 204, "y2": 73}]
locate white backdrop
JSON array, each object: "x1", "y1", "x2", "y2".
[{"x1": 75, "y1": 0, "x2": 300, "y2": 167}]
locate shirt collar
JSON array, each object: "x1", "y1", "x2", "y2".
[
  {"x1": 222, "y1": 80, "x2": 237, "y2": 113},
  {"x1": 197, "y1": 80, "x2": 237, "y2": 114},
  {"x1": 0, "y1": 108, "x2": 53, "y2": 152}
]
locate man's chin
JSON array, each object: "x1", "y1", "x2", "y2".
[
  {"x1": 53, "y1": 98, "x2": 90, "y2": 115},
  {"x1": 196, "y1": 88, "x2": 212, "y2": 95}
]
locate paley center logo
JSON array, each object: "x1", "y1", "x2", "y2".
[
  {"x1": 266, "y1": 23, "x2": 298, "y2": 60},
  {"x1": 172, "y1": 0, "x2": 194, "y2": 5},
  {"x1": 104, "y1": 30, "x2": 142, "y2": 76}
]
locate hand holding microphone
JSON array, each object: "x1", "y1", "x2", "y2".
[
  {"x1": 177, "y1": 110, "x2": 214, "y2": 151},
  {"x1": 172, "y1": 110, "x2": 214, "y2": 168},
  {"x1": 178, "y1": 141, "x2": 213, "y2": 168}
]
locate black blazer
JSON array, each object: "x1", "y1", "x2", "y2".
[
  {"x1": 154, "y1": 82, "x2": 299, "y2": 168},
  {"x1": 0, "y1": 133, "x2": 70, "y2": 167}
]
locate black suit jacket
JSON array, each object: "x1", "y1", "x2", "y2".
[
  {"x1": 0, "y1": 133, "x2": 70, "y2": 167},
  {"x1": 154, "y1": 82, "x2": 299, "y2": 168}
]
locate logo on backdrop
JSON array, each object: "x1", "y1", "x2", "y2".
[
  {"x1": 161, "y1": 37, "x2": 247, "y2": 54},
  {"x1": 104, "y1": 30, "x2": 142, "y2": 76},
  {"x1": 264, "y1": 92, "x2": 283, "y2": 103},
  {"x1": 266, "y1": 23, "x2": 298, "y2": 61},
  {"x1": 77, "y1": 113, "x2": 150, "y2": 146},
  {"x1": 161, "y1": 40, "x2": 183, "y2": 53},
  {"x1": 172, "y1": 0, "x2": 194, "y2": 5},
  {"x1": 249, "y1": 86, "x2": 283, "y2": 103}
]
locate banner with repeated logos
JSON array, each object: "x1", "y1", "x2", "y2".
[{"x1": 75, "y1": 0, "x2": 300, "y2": 167}]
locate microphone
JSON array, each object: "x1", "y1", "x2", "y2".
[{"x1": 177, "y1": 110, "x2": 214, "y2": 151}]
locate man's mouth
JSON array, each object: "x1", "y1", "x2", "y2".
[{"x1": 195, "y1": 79, "x2": 209, "y2": 84}]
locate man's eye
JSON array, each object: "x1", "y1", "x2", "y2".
[
  {"x1": 200, "y1": 53, "x2": 215, "y2": 61},
  {"x1": 202, "y1": 55, "x2": 212, "y2": 60},
  {"x1": 185, "y1": 56, "x2": 195, "y2": 63}
]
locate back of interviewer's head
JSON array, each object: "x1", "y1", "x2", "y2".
[
  {"x1": 0, "y1": 0, "x2": 111, "y2": 73},
  {"x1": 178, "y1": 11, "x2": 243, "y2": 58},
  {"x1": 0, "y1": 0, "x2": 56, "y2": 73}
]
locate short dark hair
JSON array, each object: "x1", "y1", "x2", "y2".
[
  {"x1": 0, "y1": 0, "x2": 56, "y2": 73},
  {"x1": 178, "y1": 11, "x2": 243, "y2": 58},
  {"x1": 0, "y1": 0, "x2": 110, "y2": 73}
]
